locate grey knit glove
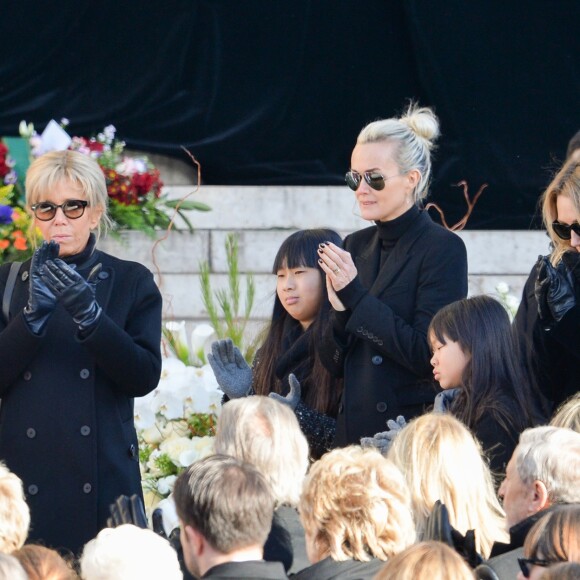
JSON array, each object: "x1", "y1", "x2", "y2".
[
  {"x1": 360, "y1": 415, "x2": 407, "y2": 454},
  {"x1": 207, "y1": 338, "x2": 253, "y2": 399},
  {"x1": 269, "y1": 373, "x2": 301, "y2": 410},
  {"x1": 433, "y1": 388, "x2": 460, "y2": 413}
]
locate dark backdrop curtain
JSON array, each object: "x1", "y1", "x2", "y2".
[{"x1": 1, "y1": 0, "x2": 578, "y2": 227}]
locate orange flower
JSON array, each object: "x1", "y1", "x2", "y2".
[
  {"x1": 0, "y1": 240, "x2": 9, "y2": 250},
  {"x1": 13, "y1": 237, "x2": 28, "y2": 251}
]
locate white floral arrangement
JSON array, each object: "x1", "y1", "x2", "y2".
[
  {"x1": 135, "y1": 322, "x2": 221, "y2": 513},
  {"x1": 495, "y1": 282, "x2": 521, "y2": 320}
]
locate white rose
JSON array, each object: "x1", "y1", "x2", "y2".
[
  {"x1": 496, "y1": 282, "x2": 509, "y2": 294},
  {"x1": 179, "y1": 437, "x2": 215, "y2": 468},
  {"x1": 160, "y1": 436, "x2": 197, "y2": 466},
  {"x1": 157, "y1": 475, "x2": 178, "y2": 496}
]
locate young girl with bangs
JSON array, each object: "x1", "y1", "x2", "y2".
[
  {"x1": 208, "y1": 229, "x2": 343, "y2": 458},
  {"x1": 428, "y1": 294, "x2": 535, "y2": 476}
]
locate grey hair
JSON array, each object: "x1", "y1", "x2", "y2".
[
  {"x1": 357, "y1": 102, "x2": 440, "y2": 203},
  {"x1": 515, "y1": 426, "x2": 580, "y2": 504},
  {"x1": 214, "y1": 396, "x2": 309, "y2": 507},
  {"x1": 0, "y1": 462, "x2": 30, "y2": 554}
]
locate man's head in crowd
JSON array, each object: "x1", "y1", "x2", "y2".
[
  {"x1": 0, "y1": 462, "x2": 30, "y2": 553},
  {"x1": 173, "y1": 454, "x2": 275, "y2": 578},
  {"x1": 499, "y1": 426, "x2": 580, "y2": 529}
]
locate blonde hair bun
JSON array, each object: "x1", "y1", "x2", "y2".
[{"x1": 399, "y1": 102, "x2": 440, "y2": 148}]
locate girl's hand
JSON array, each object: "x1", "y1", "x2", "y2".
[{"x1": 318, "y1": 241, "x2": 357, "y2": 292}]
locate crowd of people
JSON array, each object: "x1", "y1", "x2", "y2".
[{"x1": 0, "y1": 108, "x2": 578, "y2": 579}]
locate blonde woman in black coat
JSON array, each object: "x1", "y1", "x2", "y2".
[
  {"x1": 0, "y1": 150, "x2": 162, "y2": 555},
  {"x1": 318, "y1": 103, "x2": 468, "y2": 445}
]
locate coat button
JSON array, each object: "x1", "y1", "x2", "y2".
[
  {"x1": 98, "y1": 271, "x2": 109, "y2": 280},
  {"x1": 80, "y1": 426, "x2": 91, "y2": 436},
  {"x1": 376, "y1": 402, "x2": 388, "y2": 413},
  {"x1": 26, "y1": 428, "x2": 36, "y2": 438},
  {"x1": 372, "y1": 355, "x2": 383, "y2": 365},
  {"x1": 28, "y1": 484, "x2": 38, "y2": 495},
  {"x1": 21, "y1": 271, "x2": 29, "y2": 281},
  {"x1": 80, "y1": 369, "x2": 90, "y2": 379},
  {"x1": 356, "y1": 326, "x2": 363, "y2": 333},
  {"x1": 129, "y1": 444, "x2": 137, "y2": 457},
  {"x1": 23, "y1": 371, "x2": 32, "y2": 381},
  {"x1": 83, "y1": 483, "x2": 92, "y2": 494}
]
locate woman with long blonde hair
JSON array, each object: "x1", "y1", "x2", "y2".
[{"x1": 387, "y1": 413, "x2": 508, "y2": 558}]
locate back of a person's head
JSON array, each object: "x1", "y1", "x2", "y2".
[
  {"x1": 515, "y1": 426, "x2": 580, "y2": 504},
  {"x1": 542, "y1": 562, "x2": 580, "y2": 580},
  {"x1": 79, "y1": 524, "x2": 182, "y2": 580},
  {"x1": 13, "y1": 544, "x2": 77, "y2": 580},
  {"x1": 387, "y1": 413, "x2": 507, "y2": 558},
  {"x1": 214, "y1": 396, "x2": 309, "y2": 506},
  {"x1": 550, "y1": 394, "x2": 580, "y2": 433},
  {"x1": 173, "y1": 453, "x2": 275, "y2": 554},
  {"x1": 523, "y1": 505, "x2": 580, "y2": 565},
  {"x1": 0, "y1": 461, "x2": 30, "y2": 553},
  {"x1": 0, "y1": 552, "x2": 28, "y2": 580},
  {"x1": 299, "y1": 446, "x2": 415, "y2": 563},
  {"x1": 374, "y1": 541, "x2": 474, "y2": 580}
]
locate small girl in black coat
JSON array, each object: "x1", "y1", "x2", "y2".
[
  {"x1": 208, "y1": 229, "x2": 343, "y2": 458},
  {"x1": 427, "y1": 295, "x2": 535, "y2": 477}
]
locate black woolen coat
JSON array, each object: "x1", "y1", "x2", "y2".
[
  {"x1": 320, "y1": 210, "x2": 468, "y2": 445},
  {"x1": 514, "y1": 261, "x2": 580, "y2": 410},
  {"x1": 0, "y1": 247, "x2": 162, "y2": 555}
]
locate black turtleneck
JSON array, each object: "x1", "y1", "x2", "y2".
[
  {"x1": 61, "y1": 233, "x2": 100, "y2": 270},
  {"x1": 376, "y1": 205, "x2": 421, "y2": 268}
]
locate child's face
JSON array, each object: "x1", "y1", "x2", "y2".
[
  {"x1": 276, "y1": 262, "x2": 323, "y2": 330},
  {"x1": 429, "y1": 332, "x2": 470, "y2": 389}
]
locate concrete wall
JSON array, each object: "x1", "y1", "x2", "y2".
[{"x1": 98, "y1": 185, "x2": 549, "y2": 326}]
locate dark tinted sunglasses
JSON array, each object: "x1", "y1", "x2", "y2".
[
  {"x1": 552, "y1": 220, "x2": 580, "y2": 240},
  {"x1": 31, "y1": 200, "x2": 89, "y2": 221},
  {"x1": 345, "y1": 170, "x2": 399, "y2": 191},
  {"x1": 517, "y1": 557, "x2": 553, "y2": 578}
]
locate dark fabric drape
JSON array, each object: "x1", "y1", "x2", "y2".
[{"x1": 1, "y1": 1, "x2": 578, "y2": 227}]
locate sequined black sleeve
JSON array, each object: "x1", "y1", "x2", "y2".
[{"x1": 294, "y1": 400, "x2": 336, "y2": 459}]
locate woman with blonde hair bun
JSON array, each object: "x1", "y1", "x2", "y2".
[
  {"x1": 550, "y1": 392, "x2": 580, "y2": 432},
  {"x1": 318, "y1": 102, "x2": 467, "y2": 445},
  {"x1": 296, "y1": 446, "x2": 415, "y2": 579},
  {"x1": 387, "y1": 413, "x2": 508, "y2": 558},
  {"x1": 374, "y1": 541, "x2": 474, "y2": 580}
]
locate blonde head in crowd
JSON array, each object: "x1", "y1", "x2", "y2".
[
  {"x1": 299, "y1": 446, "x2": 415, "y2": 563},
  {"x1": 356, "y1": 102, "x2": 440, "y2": 204},
  {"x1": 374, "y1": 541, "x2": 474, "y2": 580},
  {"x1": 214, "y1": 396, "x2": 309, "y2": 507},
  {"x1": 541, "y1": 158, "x2": 580, "y2": 265},
  {"x1": 387, "y1": 413, "x2": 508, "y2": 558},
  {"x1": 12, "y1": 545, "x2": 77, "y2": 580},
  {"x1": 0, "y1": 462, "x2": 30, "y2": 554},
  {"x1": 550, "y1": 393, "x2": 580, "y2": 433}
]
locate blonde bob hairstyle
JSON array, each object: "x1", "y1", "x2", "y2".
[
  {"x1": 299, "y1": 446, "x2": 415, "y2": 563},
  {"x1": 550, "y1": 393, "x2": 580, "y2": 433},
  {"x1": 214, "y1": 396, "x2": 309, "y2": 507},
  {"x1": 12, "y1": 545, "x2": 77, "y2": 580},
  {"x1": 387, "y1": 413, "x2": 508, "y2": 558},
  {"x1": 374, "y1": 541, "x2": 474, "y2": 580},
  {"x1": 523, "y1": 504, "x2": 580, "y2": 565},
  {"x1": 0, "y1": 462, "x2": 30, "y2": 553},
  {"x1": 25, "y1": 149, "x2": 114, "y2": 244},
  {"x1": 541, "y1": 158, "x2": 580, "y2": 266},
  {"x1": 356, "y1": 101, "x2": 440, "y2": 204}
]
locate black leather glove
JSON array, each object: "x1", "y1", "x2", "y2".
[
  {"x1": 534, "y1": 255, "x2": 576, "y2": 323},
  {"x1": 562, "y1": 250, "x2": 580, "y2": 285},
  {"x1": 23, "y1": 241, "x2": 60, "y2": 335},
  {"x1": 42, "y1": 259, "x2": 103, "y2": 333},
  {"x1": 424, "y1": 500, "x2": 483, "y2": 569},
  {"x1": 107, "y1": 494, "x2": 148, "y2": 529}
]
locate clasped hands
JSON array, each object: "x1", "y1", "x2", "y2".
[
  {"x1": 24, "y1": 240, "x2": 102, "y2": 335},
  {"x1": 317, "y1": 241, "x2": 357, "y2": 311}
]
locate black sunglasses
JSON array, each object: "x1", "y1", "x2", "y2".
[
  {"x1": 552, "y1": 220, "x2": 580, "y2": 240},
  {"x1": 31, "y1": 200, "x2": 89, "y2": 221},
  {"x1": 517, "y1": 557, "x2": 554, "y2": 578},
  {"x1": 345, "y1": 170, "x2": 399, "y2": 191}
]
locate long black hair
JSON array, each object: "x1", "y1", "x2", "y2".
[
  {"x1": 253, "y1": 229, "x2": 343, "y2": 415},
  {"x1": 429, "y1": 295, "x2": 534, "y2": 435}
]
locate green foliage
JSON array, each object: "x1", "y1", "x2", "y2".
[{"x1": 200, "y1": 233, "x2": 258, "y2": 362}]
